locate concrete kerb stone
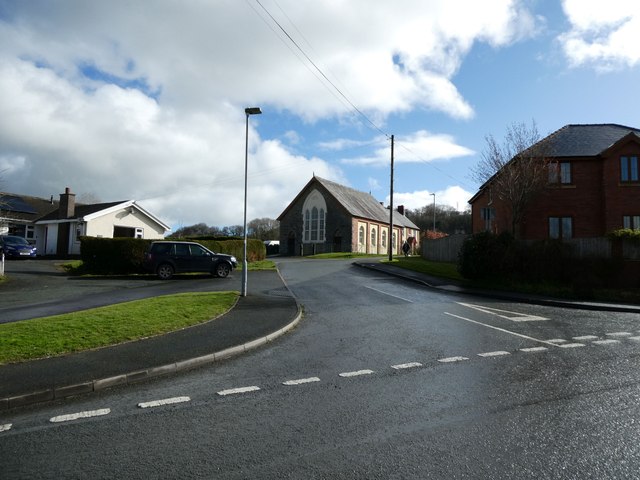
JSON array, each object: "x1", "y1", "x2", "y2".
[{"x1": 0, "y1": 303, "x2": 304, "y2": 411}]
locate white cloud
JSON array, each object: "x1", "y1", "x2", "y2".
[
  {"x1": 389, "y1": 185, "x2": 473, "y2": 211},
  {"x1": 342, "y1": 131, "x2": 474, "y2": 167},
  {"x1": 0, "y1": 1, "x2": 536, "y2": 227},
  {"x1": 559, "y1": 0, "x2": 640, "y2": 70}
]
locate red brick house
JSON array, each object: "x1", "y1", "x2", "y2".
[{"x1": 469, "y1": 124, "x2": 640, "y2": 240}]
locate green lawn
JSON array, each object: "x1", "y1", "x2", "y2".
[{"x1": 0, "y1": 291, "x2": 238, "y2": 365}]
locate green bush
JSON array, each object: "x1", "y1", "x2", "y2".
[
  {"x1": 458, "y1": 232, "x2": 624, "y2": 294},
  {"x1": 608, "y1": 229, "x2": 640, "y2": 243},
  {"x1": 79, "y1": 237, "x2": 266, "y2": 275}
]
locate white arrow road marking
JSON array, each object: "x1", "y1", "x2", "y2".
[
  {"x1": 283, "y1": 377, "x2": 321, "y2": 386},
  {"x1": 444, "y1": 312, "x2": 561, "y2": 348},
  {"x1": 217, "y1": 386, "x2": 260, "y2": 396},
  {"x1": 391, "y1": 362, "x2": 422, "y2": 370},
  {"x1": 138, "y1": 396, "x2": 191, "y2": 409},
  {"x1": 457, "y1": 302, "x2": 548, "y2": 322},
  {"x1": 0, "y1": 424, "x2": 12, "y2": 432},
  {"x1": 50, "y1": 408, "x2": 111, "y2": 423},
  {"x1": 339, "y1": 369, "x2": 375, "y2": 377}
]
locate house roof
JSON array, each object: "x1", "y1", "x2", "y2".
[
  {"x1": 36, "y1": 201, "x2": 125, "y2": 222},
  {"x1": 0, "y1": 193, "x2": 58, "y2": 222},
  {"x1": 279, "y1": 176, "x2": 419, "y2": 230},
  {"x1": 542, "y1": 124, "x2": 640, "y2": 157}
]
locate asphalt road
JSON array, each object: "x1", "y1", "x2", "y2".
[
  {"x1": 0, "y1": 259, "x2": 241, "y2": 323},
  {"x1": 2, "y1": 258, "x2": 640, "y2": 479}
]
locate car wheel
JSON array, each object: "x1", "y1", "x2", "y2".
[
  {"x1": 215, "y1": 262, "x2": 231, "y2": 278},
  {"x1": 157, "y1": 263, "x2": 174, "y2": 280}
]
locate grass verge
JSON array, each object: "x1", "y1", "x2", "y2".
[
  {"x1": 307, "y1": 252, "x2": 385, "y2": 259},
  {"x1": 0, "y1": 291, "x2": 238, "y2": 365},
  {"x1": 385, "y1": 256, "x2": 640, "y2": 303}
]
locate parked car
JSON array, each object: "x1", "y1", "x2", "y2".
[
  {"x1": 143, "y1": 241, "x2": 238, "y2": 280},
  {"x1": 0, "y1": 235, "x2": 37, "y2": 258}
]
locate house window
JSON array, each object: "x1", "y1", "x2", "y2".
[
  {"x1": 549, "y1": 216, "x2": 573, "y2": 239},
  {"x1": 623, "y1": 215, "x2": 640, "y2": 230},
  {"x1": 392, "y1": 232, "x2": 397, "y2": 252},
  {"x1": 549, "y1": 161, "x2": 572, "y2": 184},
  {"x1": 381, "y1": 230, "x2": 387, "y2": 248},
  {"x1": 135, "y1": 227, "x2": 144, "y2": 239},
  {"x1": 621, "y1": 156, "x2": 639, "y2": 182},
  {"x1": 371, "y1": 227, "x2": 377, "y2": 247},
  {"x1": 358, "y1": 226, "x2": 365, "y2": 245},
  {"x1": 480, "y1": 207, "x2": 495, "y2": 232},
  {"x1": 25, "y1": 225, "x2": 35, "y2": 240}
]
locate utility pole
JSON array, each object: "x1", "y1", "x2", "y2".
[{"x1": 388, "y1": 134, "x2": 394, "y2": 262}]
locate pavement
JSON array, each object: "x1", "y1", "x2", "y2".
[{"x1": 2, "y1": 260, "x2": 639, "y2": 411}]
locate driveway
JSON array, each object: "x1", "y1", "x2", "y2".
[{"x1": 0, "y1": 259, "x2": 241, "y2": 323}]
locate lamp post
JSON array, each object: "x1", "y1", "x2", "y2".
[
  {"x1": 431, "y1": 192, "x2": 436, "y2": 233},
  {"x1": 242, "y1": 107, "x2": 262, "y2": 297}
]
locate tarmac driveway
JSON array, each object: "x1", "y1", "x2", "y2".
[{"x1": 0, "y1": 259, "x2": 242, "y2": 324}]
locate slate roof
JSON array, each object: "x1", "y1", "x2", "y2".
[
  {"x1": 36, "y1": 201, "x2": 125, "y2": 222},
  {"x1": 282, "y1": 176, "x2": 419, "y2": 230},
  {"x1": 541, "y1": 124, "x2": 640, "y2": 157},
  {"x1": 0, "y1": 193, "x2": 58, "y2": 221}
]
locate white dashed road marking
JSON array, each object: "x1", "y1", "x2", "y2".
[
  {"x1": 630, "y1": 336, "x2": 640, "y2": 341},
  {"x1": 283, "y1": 377, "x2": 321, "y2": 386},
  {"x1": 478, "y1": 351, "x2": 510, "y2": 358},
  {"x1": 606, "y1": 332, "x2": 632, "y2": 337},
  {"x1": 573, "y1": 335, "x2": 599, "y2": 341},
  {"x1": 593, "y1": 339, "x2": 620, "y2": 345},
  {"x1": 457, "y1": 303, "x2": 548, "y2": 322},
  {"x1": 0, "y1": 424, "x2": 12, "y2": 432},
  {"x1": 339, "y1": 369, "x2": 375, "y2": 377},
  {"x1": 438, "y1": 356, "x2": 469, "y2": 363},
  {"x1": 559, "y1": 343, "x2": 585, "y2": 348},
  {"x1": 547, "y1": 339, "x2": 568, "y2": 344},
  {"x1": 217, "y1": 386, "x2": 261, "y2": 396},
  {"x1": 391, "y1": 362, "x2": 422, "y2": 370},
  {"x1": 520, "y1": 346, "x2": 548, "y2": 352},
  {"x1": 50, "y1": 408, "x2": 111, "y2": 423},
  {"x1": 137, "y1": 396, "x2": 191, "y2": 409}
]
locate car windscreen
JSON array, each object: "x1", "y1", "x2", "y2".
[{"x1": 4, "y1": 236, "x2": 29, "y2": 245}]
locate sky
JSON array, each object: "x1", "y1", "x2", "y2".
[{"x1": 1, "y1": 0, "x2": 639, "y2": 231}]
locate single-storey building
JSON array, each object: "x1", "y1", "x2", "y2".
[
  {"x1": 278, "y1": 176, "x2": 420, "y2": 256},
  {"x1": 1, "y1": 187, "x2": 170, "y2": 256}
]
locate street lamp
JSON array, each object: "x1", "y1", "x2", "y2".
[
  {"x1": 242, "y1": 107, "x2": 262, "y2": 297},
  {"x1": 430, "y1": 192, "x2": 436, "y2": 232}
]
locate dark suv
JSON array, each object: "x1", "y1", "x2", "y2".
[{"x1": 143, "y1": 241, "x2": 238, "y2": 280}]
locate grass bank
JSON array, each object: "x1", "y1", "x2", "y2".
[{"x1": 0, "y1": 291, "x2": 238, "y2": 365}]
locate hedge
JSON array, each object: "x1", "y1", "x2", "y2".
[{"x1": 79, "y1": 236, "x2": 266, "y2": 275}]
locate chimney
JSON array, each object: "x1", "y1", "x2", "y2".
[
  {"x1": 58, "y1": 187, "x2": 76, "y2": 219},
  {"x1": 397, "y1": 205, "x2": 405, "y2": 215}
]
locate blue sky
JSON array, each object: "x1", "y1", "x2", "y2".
[{"x1": 1, "y1": 0, "x2": 639, "y2": 230}]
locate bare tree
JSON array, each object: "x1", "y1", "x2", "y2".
[
  {"x1": 472, "y1": 120, "x2": 551, "y2": 238},
  {"x1": 247, "y1": 217, "x2": 279, "y2": 240}
]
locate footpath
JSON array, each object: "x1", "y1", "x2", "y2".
[{"x1": 2, "y1": 261, "x2": 639, "y2": 410}]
